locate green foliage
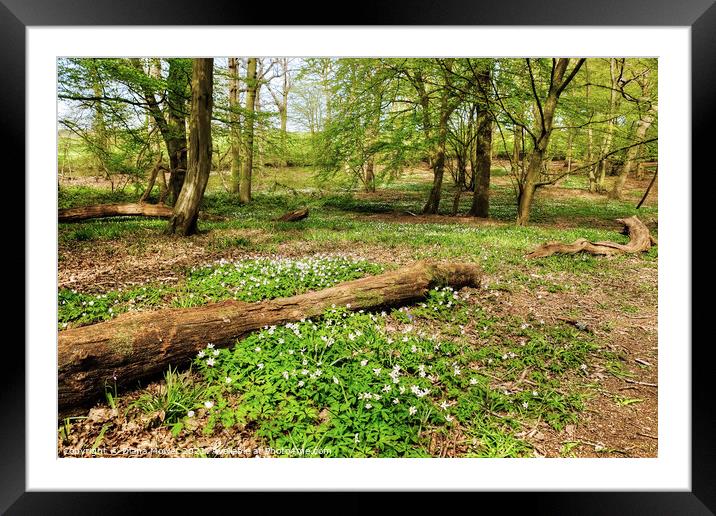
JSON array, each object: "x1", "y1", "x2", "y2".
[
  {"x1": 186, "y1": 299, "x2": 599, "y2": 457},
  {"x1": 173, "y1": 256, "x2": 384, "y2": 307},
  {"x1": 58, "y1": 285, "x2": 169, "y2": 329},
  {"x1": 132, "y1": 367, "x2": 207, "y2": 427},
  {"x1": 58, "y1": 257, "x2": 384, "y2": 327}
]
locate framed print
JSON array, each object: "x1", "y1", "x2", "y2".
[{"x1": 5, "y1": 0, "x2": 711, "y2": 513}]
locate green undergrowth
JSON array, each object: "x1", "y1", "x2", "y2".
[
  {"x1": 58, "y1": 256, "x2": 383, "y2": 329},
  {"x1": 147, "y1": 288, "x2": 605, "y2": 458}
]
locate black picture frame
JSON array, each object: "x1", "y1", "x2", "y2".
[{"x1": 6, "y1": 1, "x2": 710, "y2": 513}]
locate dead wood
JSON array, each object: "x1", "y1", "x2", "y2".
[
  {"x1": 275, "y1": 208, "x2": 309, "y2": 222},
  {"x1": 58, "y1": 261, "x2": 481, "y2": 414},
  {"x1": 526, "y1": 216, "x2": 654, "y2": 259}
]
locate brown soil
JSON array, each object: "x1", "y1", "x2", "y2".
[
  {"x1": 58, "y1": 169, "x2": 658, "y2": 458},
  {"x1": 477, "y1": 256, "x2": 658, "y2": 457}
]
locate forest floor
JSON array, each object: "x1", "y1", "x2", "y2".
[{"x1": 57, "y1": 164, "x2": 659, "y2": 458}]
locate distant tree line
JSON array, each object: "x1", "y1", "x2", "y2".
[{"x1": 57, "y1": 57, "x2": 657, "y2": 233}]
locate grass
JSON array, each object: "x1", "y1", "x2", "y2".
[
  {"x1": 58, "y1": 256, "x2": 383, "y2": 328},
  {"x1": 187, "y1": 293, "x2": 599, "y2": 457},
  {"x1": 57, "y1": 164, "x2": 658, "y2": 457},
  {"x1": 132, "y1": 367, "x2": 207, "y2": 432}
]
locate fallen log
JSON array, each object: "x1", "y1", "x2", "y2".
[
  {"x1": 58, "y1": 203, "x2": 173, "y2": 222},
  {"x1": 59, "y1": 203, "x2": 226, "y2": 223},
  {"x1": 275, "y1": 207, "x2": 309, "y2": 222},
  {"x1": 526, "y1": 216, "x2": 654, "y2": 259},
  {"x1": 58, "y1": 261, "x2": 481, "y2": 414}
]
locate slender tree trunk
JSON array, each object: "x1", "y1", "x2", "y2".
[
  {"x1": 364, "y1": 158, "x2": 376, "y2": 192},
  {"x1": 228, "y1": 58, "x2": 242, "y2": 194},
  {"x1": 469, "y1": 110, "x2": 493, "y2": 218},
  {"x1": 516, "y1": 151, "x2": 542, "y2": 225},
  {"x1": 423, "y1": 115, "x2": 448, "y2": 214},
  {"x1": 166, "y1": 59, "x2": 214, "y2": 236},
  {"x1": 166, "y1": 60, "x2": 189, "y2": 204},
  {"x1": 90, "y1": 63, "x2": 108, "y2": 176},
  {"x1": 585, "y1": 63, "x2": 597, "y2": 192},
  {"x1": 239, "y1": 58, "x2": 257, "y2": 204},
  {"x1": 597, "y1": 58, "x2": 620, "y2": 192},
  {"x1": 512, "y1": 125, "x2": 522, "y2": 178},
  {"x1": 423, "y1": 60, "x2": 454, "y2": 215},
  {"x1": 636, "y1": 169, "x2": 657, "y2": 209},
  {"x1": 610, "y1": 112, "x2": 654, "y2": 200}
]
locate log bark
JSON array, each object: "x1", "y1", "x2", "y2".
[
  {"x1": 58, "y1": 203, "x2": 173, "y2": 222},
  {"x1": 525, "y1": 216, "x2": 654, "y2": 259},
  {"x1": 275, "y1": 208, "x2": 309, "y2": 222},
  {"x1": 58, "y1": 261, "x2": 481, "y2": 414},
  {"x1": 59, "y1": 203, "x2": 223, "y2": 223}
]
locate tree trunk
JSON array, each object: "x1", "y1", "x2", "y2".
[
  {"x1": 90, "y1": 62, "x2": 109, "y2": 177},
  {"x1": 423, "y1": 147, "x2": 446, "y2": 214},
  {"x1": 526, "y1": 216, "x2": 655, "y2": 258},
  {"x1": 585, "y1": 62, "x2": 597, "y2": 192},
  {"x1": 469, "y1": 109, "x2": 493, "y2": 218},
  {"x1": 611, "y1": 68, "x2": 655, "y2": 200},
  {"x1": 228, "y1": 57, "x2": 242, "y2": 195},
  {"x1": 597, "y1": 58, "x2": 620, "y2": 192},
  {"x1": 166, "y1": 58, "x2": 214, "y2": 236},
  {"x1": 515, "y1": 58, "x2": 584, "y2": 225},
  {"x1": 610, "y1": 110, "x2": 655, "y2": 200},
  {"x1": 364, "y1": 158, "x2": 376, "y2": 192},
  {"x1": 512, "y1": 125, "x2": 522, "y2": 178},
  {"x1": 59, "y1": 203, "x2": 173, "y2": 222},
  {"x1": 58, "y1": 261, "x2": 481, "y2": 414},
  {"x1": 166, "y1": 59, "x2": 189, "y2": 204},
  {"x1": 516, "y1": 152, "x2": 542, "y2": 226},
  {"x1": 423, "y1": 101, "x2": 450, "y2": 215},
  {"x1": 636, "y1": 169, "x2": 657, "y2": 209},
  {"x1": 239, "y1": 58, "x2": 257, "y2": 204},
  {"x1": 140, "y1": 156, "x2": 169, "y2": 203}
]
